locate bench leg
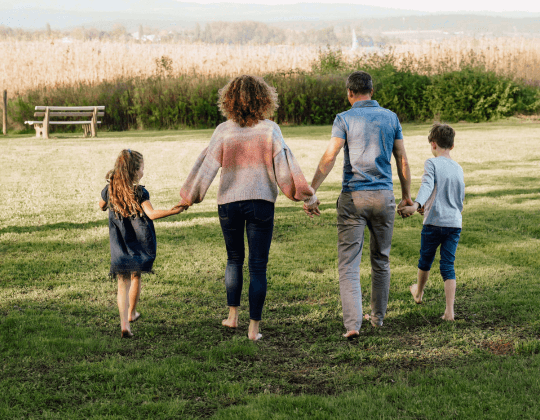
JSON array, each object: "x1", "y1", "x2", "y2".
[
  {"x1": 83, "y1": 125, "x2": 90, "y2": 137},
  {"x1": 34, "y1": 124, "x2": 43, "y2": 138}
]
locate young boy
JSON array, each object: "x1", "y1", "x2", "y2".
[{"x1": 400, "y1": 123, "x2": 465, "y2": 321}]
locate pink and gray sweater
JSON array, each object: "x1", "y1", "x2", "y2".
[{"x1": 180, "y1": 119, "x2": 316, "y2": 205}]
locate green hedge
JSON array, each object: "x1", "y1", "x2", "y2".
[{"x1": 6, "y1": 64, "x2": 540, "y2": 133}]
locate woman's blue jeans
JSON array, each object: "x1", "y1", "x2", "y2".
[
  {"x1": 418, "y1": 225, "x2": 462, "y2": 280},
  {"x1": 218, "y1": 200, "x2": 274, "y2": 321}
]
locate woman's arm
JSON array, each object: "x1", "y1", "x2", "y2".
[
  {"x1": 141, "y1": 200, "x2": 185, "y2": 221},
  {"x1": 99, "y1": 199, "x2": 107, "y2": 211}
]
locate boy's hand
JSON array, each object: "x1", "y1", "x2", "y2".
[{"x1": 417, "y1": 205, "x2": 425, "y2": 215}]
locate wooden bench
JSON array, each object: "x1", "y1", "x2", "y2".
[{"x1": 25, "y1": 106, "x2": 105, "y2": 139}]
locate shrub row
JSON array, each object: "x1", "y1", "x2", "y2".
[{"x1": 7, "y1": 65, "x2": 540, "y2": 133}]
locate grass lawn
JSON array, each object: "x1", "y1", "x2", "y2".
[{"x1": 1, "y1": 120, "x2": 540, "y2": 419}]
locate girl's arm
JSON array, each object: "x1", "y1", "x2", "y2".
[
  {"x1": 141, "y1": 200, "x2": 185, "y2": 221},
  {"x1": 99, "y1": 199, "x2": 107, "y2": 211}
]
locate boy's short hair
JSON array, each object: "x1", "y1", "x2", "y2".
[
  {"x1": 346, "y1": 71, "x2": 373, "y2": 95},
  {"x1": 428, "y1": 123, "x2": 455, "y2": 149}
]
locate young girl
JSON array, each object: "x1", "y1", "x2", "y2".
[{"x1": 99, "y1": 149, "x2": 186, "y2": 338}]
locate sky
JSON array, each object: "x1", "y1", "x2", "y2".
[{"x1": 184, "y1": 0, "x2": 540, "y2": 13}]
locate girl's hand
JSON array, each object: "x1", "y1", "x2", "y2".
[{"x1": 171, "y1": 205, "x2": 187, "y2": 214}]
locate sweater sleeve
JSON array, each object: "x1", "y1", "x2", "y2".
[
  {"x1": 273, "y1": 140, "x2": 314, "y2": 202},
  {"x1": 415, "y1": 159, "x2": 435, "y2": 206},
  {"x1": 180, "y1": 141, "x2": 222, "y2": 205}
]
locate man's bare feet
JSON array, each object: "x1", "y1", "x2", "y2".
[
  {"x1": 343, "y1": 330, "x2": 360, "y2": 338},
  {"x1": 222, "y1": 307, "x2": 239, "y2": 328},
  {"x1": 410, "y1": 284, "x2": 423, "y2": 304},
  {"x1": 129, "y1": 312, "x2": 141, "y2": 322},
  {"x1": 441, "y1": 312, "x2": 454, "y2": 321},
  {"x1": 121, "y1": 329, "x2": 133, "y2": 338}
]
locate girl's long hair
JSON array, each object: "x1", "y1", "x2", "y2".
[{"x1": 105, "y1": 149, "x2": 144, "y2": 218}]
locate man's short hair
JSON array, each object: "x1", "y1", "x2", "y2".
[
  {"x1": 428, "y1": 123, "x2": 455, "y2": 149},
  {"x1": 346, "y1": 71, "x2": 373, "y2": 95}
]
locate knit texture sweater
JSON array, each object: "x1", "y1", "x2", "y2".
[{"x1": 180, "y1": 119, "x2": 315, "y2": 205}]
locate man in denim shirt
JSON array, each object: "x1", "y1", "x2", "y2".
[{"x1": 305, "y1": 71, "x2": 412, "y2": 338}]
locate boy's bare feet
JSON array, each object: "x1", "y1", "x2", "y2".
[
  {"x1": 222, "y1": 306, "x2": 239, "y2": 328},
  {"x1": 410, "y1": 284, "x2": 423, "y2": 304},
  {"x1": 129, "y1": 312, "x2": 141, "y2": 322},
  {"x1": 441, "y1": 312, "x2": 454, "y2": 321},
  {"x1": 343, "y1": 330, "x2": 360, "y2": 338}
]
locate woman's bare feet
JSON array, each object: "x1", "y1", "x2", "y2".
[
  {"x1": 129, "y1": 311, "x2": 141, "y2": 322},
  {"x1": 410, "y1": 284, "x2": 423, "y2": 304},
  {"x1": 222, "y1": 306, "x2": 239, "y2": 328},
  {"x1": 343, "y1": 330, "x2": 360, "y2": 338},
  {"x1": 248, "y1": 319, "x2": 261, "y2": 340}
]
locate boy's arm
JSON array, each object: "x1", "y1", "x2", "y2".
[
  {"x1": 415, "y1": 160, "x2": 435, "y2": 207},
  {"x1": 99, "y1": 199, "x2": 107, "y2": 211},
  {"x1": 141, "y1": 200, "x2": 185, "y2": 220}
]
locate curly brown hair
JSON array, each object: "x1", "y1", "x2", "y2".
[
  {"x1": 105, "y1": 149, "x2": 144, "y2": 218},
  {"x1": 218, "y1": 75, "x2": 279, "y2": 127}
]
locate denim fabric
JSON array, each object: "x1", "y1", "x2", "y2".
[
  {"x1": 418, "y1": 225, "x2": 462, "y2": 280},
  {"x1": 218, "y1": 200, "x2": 274, "y2": 321},
  {"x1": 336, "y1": 190, "x2": 396, "y2": 331},
  {"x1": 331, "y1": 100, "x2": 403, "y2": 192}
]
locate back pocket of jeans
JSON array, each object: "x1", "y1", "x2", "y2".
[
  {"x1": 218, "y1": 205, "x2": 228, "y2": 220},
  {"x1": 253, "y1": 201, "x2": 274, "y2": 222}
]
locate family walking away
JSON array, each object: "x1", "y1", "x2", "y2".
[{"x1": 99, "y1": 71, "x2": 464, "y2": 341}]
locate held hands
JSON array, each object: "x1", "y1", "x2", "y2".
[
  {"x1": 303, "y1": 200, "x2": 321, "y2": 218},
  {"x1": 172, "y1": 199, "x2": 191, "y2": 214},
  {"x1": 397, "y1": 198, "x2": 414, "y2": 218}
]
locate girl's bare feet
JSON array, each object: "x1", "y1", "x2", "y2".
[
  {"x1": 222, "y1": 306, "x2": 239, "y2": 328},
  {"x1": 248, "y1": 319, "x2": 261, "y2": 340},
  {"x1": 343, "y1": 330, "x2": 360, "y2": 338},
  {"x1": 121, "y1": 329, "x2": 133, "y2": 338},
  {"x1": 410, "y1": 284, "x2": 423, "y2": 304},
  {"x1": 129, "y1": 311, "x2": 141, "y2": 322}
]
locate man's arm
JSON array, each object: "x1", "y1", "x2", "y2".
[
  {"x1": 311, "y1": 136, "x2": 345, "y2": 192},
  {"x1": 392, "y1": 139, "x2": 413, "y2": 212}
]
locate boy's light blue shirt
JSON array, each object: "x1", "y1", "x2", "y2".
[
  {"x1": 415, "y1": 157, "x2": 465, "y2": 228},
  {"x1": 331, "y1": 100, "x2": 403, "y2": 192}
]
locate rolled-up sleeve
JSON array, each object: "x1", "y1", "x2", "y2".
[{"x1": 415, "y1": 160, "x2": 435, "y2": 206}]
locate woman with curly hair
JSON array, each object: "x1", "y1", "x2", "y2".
[{"x1": 179, "y1": 75, "x2": 318, "y2": 341}]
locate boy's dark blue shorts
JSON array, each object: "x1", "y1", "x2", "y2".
[{"x1": 418, "y1": 224, "x2": 461, "y2": 280}]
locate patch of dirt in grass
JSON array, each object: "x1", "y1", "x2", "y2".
[{"x1": 481, "y1": 339, "x2": 515, "y2": 355}]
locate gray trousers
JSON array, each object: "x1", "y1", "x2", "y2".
[{"x1": 337, "y1": 190, "x2": 396, "y2": 331}]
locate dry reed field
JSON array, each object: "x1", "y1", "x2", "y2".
[{"x1": 2, "y1": 37, "x2": 540, "y2": 98}]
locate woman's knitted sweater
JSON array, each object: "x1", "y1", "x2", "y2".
[{"x1": 180, "y1": 119, "x2": 315, "y2": 205}]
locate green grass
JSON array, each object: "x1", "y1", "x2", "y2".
[{"x1": 1, "y1": 121, "x2": 540, "y2": 419}]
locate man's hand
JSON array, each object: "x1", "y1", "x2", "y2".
[
  {"x1": 303, "y1": 200, "x2": 321, "y2": 218},
  {"x1": 397, "y1": 198, "x2": 414, "y2": 218}
]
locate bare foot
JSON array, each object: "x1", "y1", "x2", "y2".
[
  {"x1": 121, "y1": 329, "x2": 133, "y2": 338},
  {"x1": 441, "y1": 312, "x2": 454, "y2": 321},
  {"x1": 363, "y1": 314, "x2": 382, "y2": 328},
  {"x1": 343, "y1": 330, "x2": 360, "y2": 338},
  {"x1": 222, "y1": 317, "x2": 238, "y2": 328},
  {"x1": 129, "y1": 312, "x2": 141, "y2": 322},
  {"x1": 410, "y1": 284, "x2": 423, "y2": 304},
  {"x1": 248, "y1": 333, "x2": 263, "y2": 341}
]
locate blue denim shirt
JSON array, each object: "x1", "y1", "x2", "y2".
[{"x1": 331, "y1": 100, "x2": 403, "y2": 192}]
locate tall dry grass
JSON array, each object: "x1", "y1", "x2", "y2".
[{"x1": 2, "y1": 37, "x2": 540, "y2": 98}]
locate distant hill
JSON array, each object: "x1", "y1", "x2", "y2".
[{"x1": 1, "y1": 1, "x2": 539, "y2": 39}]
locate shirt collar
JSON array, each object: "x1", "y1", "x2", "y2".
[{"x1": 352, "y1": 100, "x2": 379, "y2": 108}]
